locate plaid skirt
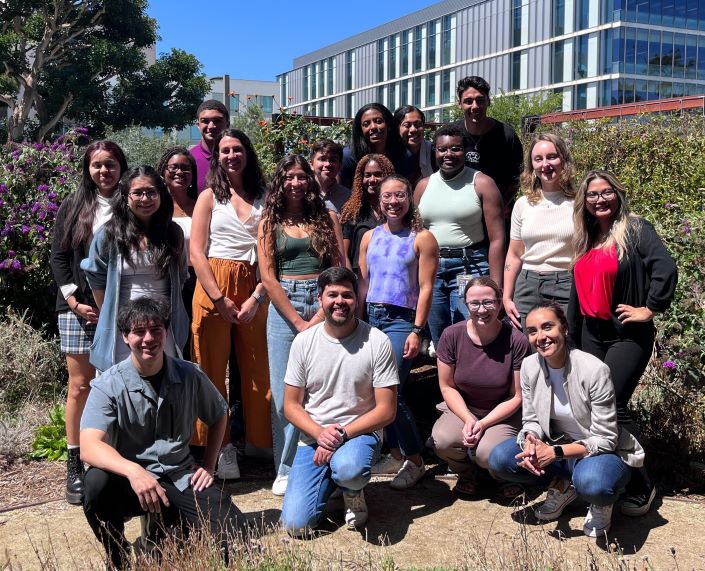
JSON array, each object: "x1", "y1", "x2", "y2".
[{"x1": 58, "y1": 310, "x2": 97, "y2": 354}]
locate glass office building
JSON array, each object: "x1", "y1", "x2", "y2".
[{"x1": 277, "y1": 0, "x2": 705, "y2": 119}]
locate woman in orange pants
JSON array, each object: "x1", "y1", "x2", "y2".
[{"x1": 190, "y1": 129, "x2": 272, "y2": 479}]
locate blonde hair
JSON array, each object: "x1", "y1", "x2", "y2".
[
  {"x1": 573, "y1": 170, "x2": 641, "y2": 264},
  {"x1": 520, "y1": 133, "x2": 576, "y2": 205}
]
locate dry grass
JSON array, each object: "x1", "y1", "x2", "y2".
[{"x1": 0, "y1": 399, "x2": 55, "y2": 459}]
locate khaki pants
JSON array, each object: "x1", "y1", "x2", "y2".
[{"x1": 191, "y1": 258, "x2": 272, "y2": 449}]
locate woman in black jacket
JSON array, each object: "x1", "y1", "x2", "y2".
[
  {"x1": 49, "y1": 140, "x2": 127, "y2": 504},
  {"x1": 569, "y1": 169, "x2": 677, "y2": 517}
]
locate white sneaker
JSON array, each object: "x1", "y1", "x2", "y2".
[
  {"x1": 371, "y1": 454, "x2": 404, "y2": 475},
  {"x1": 427, "y1": 341, "x2": 437, "y2": 358},
  {"x1": 216, "y1": 444, "x2": 240, "y2": 480},
  {"x1": 343, "y1": 490, "x2": 368, "y2": 529},
  {"x1": 390, "y1": 460, "x2": 425, "y2": 490},
  {"x1": 583, "y1": 503, "x2": 613, "y2": 537},
  {"x1": 271, "y1": 474, "x2": 288, "y2": 496},
  {"x1": 534, "y1": 480, "x2": 578, "y2": 521}
]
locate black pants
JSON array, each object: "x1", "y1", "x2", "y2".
[{"x1": 83, "y1": 467, "x2": 241, "y2": 569}]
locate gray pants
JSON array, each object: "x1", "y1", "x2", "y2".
[
  {"x1": 431, "y1": 402, "x2": 521, "y2": 477},
  {"x1": 513, "y1": 269, "x2": 572, "y2": 329}
]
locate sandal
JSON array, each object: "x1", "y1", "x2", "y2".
[
  {"x1": 454, "y1": 477, "x2": 477, "y2": 496},
  {"x1": 498, "y1": 482, "x2": 524, "y2": 500}
]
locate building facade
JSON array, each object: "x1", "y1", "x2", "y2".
[{"x1": 277, "y1": 0, "x2": 705, "y2": 119}]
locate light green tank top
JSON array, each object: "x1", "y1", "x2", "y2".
[{"x1": 418, "y1": 167, "x2": 485, "y2": 248}]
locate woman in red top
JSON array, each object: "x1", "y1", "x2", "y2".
[{"x1": 569, "y1": 170, "x2": 677, "y2": 517}]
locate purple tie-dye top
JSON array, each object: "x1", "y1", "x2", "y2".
[{"x1": 365, "y1": 225, "x2": 419, "y2": 309}]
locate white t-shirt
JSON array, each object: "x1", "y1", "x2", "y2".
[
  {"x1": 548, "y1": 366, "x2": 584, "y2": 442},
  {"x1": 284, "y1": 320, "x2": 399, "y2": 444}
]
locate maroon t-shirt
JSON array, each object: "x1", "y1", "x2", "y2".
[{"x1": 437, "y1": 321, "x2": 531, "y2": 410}]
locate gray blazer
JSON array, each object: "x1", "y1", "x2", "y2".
[{"x1": 517, "y1": 348, "x2": 644, "y2": 468}]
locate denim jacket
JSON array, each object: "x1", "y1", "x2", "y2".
[
  {"x1": 517, "y1": 348, "x2": 645, "y2": 468},
  {"x1": 80, "y1": 226, "x2": 189, "y2": 372}
]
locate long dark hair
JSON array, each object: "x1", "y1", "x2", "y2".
[
  {"x1": 157, "y1": 146, "x2": 198, "y2": 202},
  {"x1": 350, "y1": 103, "x2": 405, "y2": 162},
  {"x1": 262, "y1": 155, "x2": 341, "y2": 270},
  {"x1": 339, "y1": 154, "x2": 395, "y2": 225},
  {"x1": 207, "y1": 129, "x2": 266, "y2": 204},
  {"x1": 102, "y1": 166, "x2": 183, "y2": 278},
  {"x1": 61, "y1": 140, "x2": 128, "y2": 249}
]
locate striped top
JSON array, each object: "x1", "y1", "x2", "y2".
[{"x1": 510, "y1": 192, "x2": 574, "y2": 272}]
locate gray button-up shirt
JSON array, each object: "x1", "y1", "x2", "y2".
[{"x1": 81, "y1": 355, "x2": 228, "y2": 491}]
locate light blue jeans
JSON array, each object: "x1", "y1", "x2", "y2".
[
  {"x1": 488, "y1": 439, "x2": 631, "y2": 506},
  {"x1": 428, "y1": 248, "x2": 489, "y2": 346},
  {"x1": 280, "y1": 433, "x2": 381, "y2": 534},
  {"x1": 267, "y1": 278, "x2": 319, "y2": 477},
  {"x1": 366, "y1": 303, "x2": 423, "y2": 457}
]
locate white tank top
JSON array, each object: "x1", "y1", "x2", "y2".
[{"x1": 207, "y1": 196, "x2": 264, "y2": 264}]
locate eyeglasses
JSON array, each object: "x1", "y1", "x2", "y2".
[
  {"x1": 585, "y1": 189, "x2": 616, "y2": 202},
  {"x1": 129, "y1": 189, "x2": 159, "y2": 200},
  {"x1": 380, "y1": 191, "x2": 408, "y2": 202},
  {"x1": 166, "y1": 164, "x2": 192, "y2": 174},
  {"x1": 435, "y1": 145, "x2": 465, "y2": 154},
  {"x1": 466, "y1": 299, "x2": 497, "y2": 310}
]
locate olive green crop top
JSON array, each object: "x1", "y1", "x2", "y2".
[{"x1": 275, "y1": 229, "x2": 326, "y2": 275}]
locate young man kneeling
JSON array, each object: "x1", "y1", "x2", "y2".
[{"x1": 80, "y1": 296, "x2": 240, "y2": 569}]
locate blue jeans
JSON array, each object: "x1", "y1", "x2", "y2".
[
  {"x1": 488, "y1": 439, "x2": 631, "y2": 506},
  {"x1": 280, "y1": 433, "x2": 381, "y2": 534},
  {"x1": 267, "y1": 278, "x2": 319, "y2": 477},
  {"x1": 366, "y1": 303, "x2": 423, "y2": 457},
  {"x1": 428, "y1": 248, "x2": 489, "y2": 346}
]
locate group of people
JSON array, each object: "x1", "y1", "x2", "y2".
[{"x1": 48, "y1": 74, "x2": 677, "y2": 567}]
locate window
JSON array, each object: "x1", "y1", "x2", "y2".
[
  {"x1": 441, "y1": 69, "x2": 451, "y2": 103},
  {"x1": 698, "y1": 36, "x2": 705, "y2": 79},
  {"x1": 229, "y1": 93, "x2": 240, "y2": 114},
  {"x1": 553, "y1": 40, "x2": 565, "y2": 82},
  {"x1": 427, "y1": 74, "x2": 436, "y2": 106},
  {"x1": 414, "y1": 25, "x2": 423, "y2": 72},
  {"x1": 256, "y1": 96, "x2": 273, "y2": 114},
  {"x1": 327, "y1": 57, "x2": 334, "y2": 95},
  {"x1": 686, "y1": 35, "x2": 698, "y2": 79},
  {"x1": 513, "y1": 0, "x2": 523, "y2": 46},
  {"x1": 389, "y1": 34, "x2": 397, "y2": 80},
  {"x1": 345, "y1": 50, "x2": 354, "y2": 91},
  {"x1": 442, "y1": 15, "x2": 453, "y2": 65},
  {"x1": 413, "y1": 76, "x2": 421, "y2": 106},
  {"x1": 346, "y1": 94, "x2": 354, "y2": 118},
  {"x1": 378, "y1": 39, "x2": 386, "y2": 82},
  {"x1": 512, "y1": 51, "x2": 522, "y2": 89},
  {"x1": 625, "y1": 27, "x2": 636, "y2": 73},
  {"x1": 575, "y1": 83, "x2": 587, "y2": 109},
  {"x1": 427, "y1": 20, "x2": 438, "y2": 68},
  {"x1": 303, "y1": 67, "x2": 309, "y2": 100},
  {"x1": 661, "y1": 31, "x2": 674, "y2": 77},
  {"x1": 674, "y1": 34, "x2": 686, "y2": 78},
  {"x1": 388, "y1": 82, "x2": 396, "y2": 110},
  {"x1": 554, "y1": 0, "x2": 565, "y2": 34},
  {"x1": 401, "y1": 30, "x2": 410, "y2": 75},
  {"x1": 575, "y1": 35, "x2": 589, "y2": 78},
  {"x1": 636, "y1": 29, "x2": 649, "y2": 75}
]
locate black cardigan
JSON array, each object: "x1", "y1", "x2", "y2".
[
  {"x1": 49, "y1": 194, "x2": 93, "y2": 313},
  {"x1": 568, "y1": 218, "x2": 678, "y2": 346}
]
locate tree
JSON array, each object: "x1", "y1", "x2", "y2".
[{"x1": 0, "y1": 0, "x2": 209, "y2": 141}]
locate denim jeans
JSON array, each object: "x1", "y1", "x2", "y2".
[
  {"x1": 366, "y1": 303, "x2": 423, "y2": 457},
  {"x1": 428, "y1": 248, "x2": 489, "y2": 346},
  {"x1": 488, "y1": 439, "x2": 631, "y2": 506},
  {"x1": 267, "y1": 278, "x2": 319, "y2": 477},
  {"x1": 280, "y1": 433, "x2": 381, "y2": 534}
]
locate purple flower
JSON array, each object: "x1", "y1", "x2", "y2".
[
  {"x1": 0, "y1": 184, "x2": 7, "y2": 194},
  {"x1": 31, "y1": 202, "x2": 41, "y2": 213},
  {"x1": 682, "y1": 218, "x2": 691, "y2": 235},
  {"x1": 20, "y1": 224, "x2": 30, "y2": 234},
  {"x1": 7, "y1": 250, "x2": 16, "y2": 258},
  {"x1": 33, "y1": 143, "x2": 44, "y2": 150},
  {"x1": 0, "y1": 199, "x2": 4, "y2": 208},
  {"x1": 55, "y1": 165, "x2": 68, "y2": 172},
  {"x1": 664, "y1": 203, "x2": 673, "y2": 209},
  {"x1": 10, "y1": 259, "x2": 21, "y2": 271},
  {"x1": 58, "y1": 177, "x2": 66, "y2": 184},
  {"x1": 37, "y1": 210, "x2": 46, "y2": 220},
  {"x1": 47, "y1": 201, "x2": 58, "y2": 212},
  {"x1": 37, "y1": 184, "x2": 49, "y2": 192},
  {"x1": 47, "y1": 192, "x2": 58, "y2": 199},
  {"x1": 11, "y1": 150, "x2": 20, "y2": 159},
  {"x1": 0, "y1": 260, "x2": 6, "y2": 270},
  {"x1": 662, "y1": 360, "x2": 677, "y2": 370},
  {"x1": 75, "y1": 127, "x2": 89, "y2": 134},
  {"x1": 35, "y1": 224, "x2": 45, "y2": 232},
  {"x1": 1, "y1": 225, "x2": 10, "y2": 237}
]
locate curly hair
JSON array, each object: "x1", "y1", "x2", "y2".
[
  {"x1": 157, "y1": 146, "x2": 199, "y2": 202},
  {"x1": 207, "y1": 129, "x2": 266, "y2": 204},
  {"x1": 261, "y1": 155, "x2": 341, "y2": 273},
  {"x1": 378, "y1": 175, "x2": 423, "y2": 232},
  {"x1": 520, "y1": 133, "x2": 576, "y2": 205},
  {"x1": 102, "y1": 166, "x2": 183, "y2": 279},
  {"x1": 339, "y1": 154, "x2": 395, "y2": 225}
]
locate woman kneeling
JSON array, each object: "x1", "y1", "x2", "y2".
[{"x1": 489, "y1": 303, "x2": 644, "y2": 537}]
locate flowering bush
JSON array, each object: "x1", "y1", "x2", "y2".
[{"x1": 0, "y1": 129, "x2": 86, "y2": 328}]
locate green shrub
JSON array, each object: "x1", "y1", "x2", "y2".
[
  {"x1": 30, "y1": 404, "x2": 68, "y2": 461},
  {"x1": 104, "y1": 126, "x2": 189, "y2": 169}
]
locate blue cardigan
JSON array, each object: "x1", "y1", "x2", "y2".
[{"x1": 80, "y1": 226, "x2": 189, "y2": 372}]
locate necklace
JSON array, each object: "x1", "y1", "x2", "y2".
[{"x1": 465, "y1": 131, "x2": 483, "y2": 164}]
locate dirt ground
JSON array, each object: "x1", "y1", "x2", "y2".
[{"x1": 1, "y1": 455, "x2": 705, "y2": 570}]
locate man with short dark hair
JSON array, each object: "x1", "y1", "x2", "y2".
[
  {"x1": 280, "y1": 267, "x2": 398, "y2": 535},
  {"x1": 309, "y1": 139, "x2": 351, "y2": 213},
  {"x1": 450, "y1": 76, "x2": 523, "y2": 207},
  {"x1": 191, "y1": 99, "x2": 230, "y2": 192},
  {"x1": 80, "y1": 296, "x2": 240, "y2": 569}
]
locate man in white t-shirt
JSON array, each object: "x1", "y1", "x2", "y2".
[{"x1": 280, "y1": 267, "x2": 399, "y2": 535}]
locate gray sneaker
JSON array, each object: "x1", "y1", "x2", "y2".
[
  {"x1": 343, "y1": 490, "x2": 368, "y2": 529},
  {"x1": 583, "y1": 503, "x2": 613, "y2": 537},
  {"x1": 534, "y1": 481, "x2": 578, "y2": 521},
  {"x1": 390, "y1": 460, "x2": 425, "y2": 490}
]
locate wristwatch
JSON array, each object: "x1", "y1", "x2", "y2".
[
  {"x1": 250, "y1": 291, "x2": 265, "y2": 305},
  {"x1": 411, "y1": 325, "x2": 425, "y2": 338},
  {"x1": 553, "y1": 445, "x2": 565, "y2": 459},
  {"x1": 336, "y1": 426, "x2": 349, "y2": 444}
]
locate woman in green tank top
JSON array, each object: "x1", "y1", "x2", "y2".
[{"x1": 257, "y1": 155, "x2": 347, "y2": 496}]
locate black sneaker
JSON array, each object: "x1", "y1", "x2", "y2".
[
  {"x1": 66, "y1": 447, "x2": 85, "y2": 505},
  {"x1": 621, "y1": 485, "x2": 657, "y2": 516}
]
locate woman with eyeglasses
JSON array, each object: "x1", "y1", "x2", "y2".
[
  {"x1": 81, "y1": 165, "x2": 189, "y2": 372},
  {"x1": 569, "y1": 170, "x2": 677, "y2": 517},
  {"x1": 158, "y1": 147, "x2": 198, "y2": 358},
  {"x1": 394, "y1": 105, "x2": 436, "y2": 187},
  {"x1": 503, "y1": 134, "x2": 576, "y2": 330},
  {"x1": 357, "y1": 175, "x2": 438, "y2": 489},
  {"x1": 430, "y1": 276, "x2": 530, "y2": 497}
]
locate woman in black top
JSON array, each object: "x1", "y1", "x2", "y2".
[{"x1": 49, "y1": 140, "x2": 127, "y2": 504}]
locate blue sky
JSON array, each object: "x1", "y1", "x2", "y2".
[{"x1": 147, "y1": 1, "x2": 438, "y2": 81}]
